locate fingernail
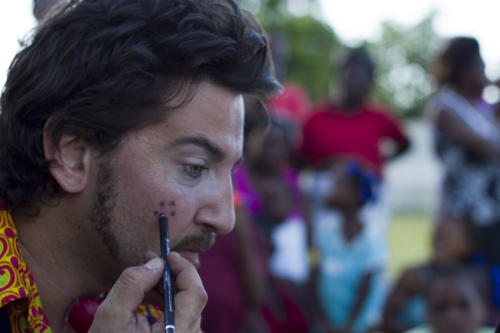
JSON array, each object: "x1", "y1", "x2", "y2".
[{"x1": 144, "y1": 257, "x2": 163, "y2": 270}]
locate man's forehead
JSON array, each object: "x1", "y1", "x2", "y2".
[{"x1": 157, "y1": 82, "x2": 244, "y2": 156}]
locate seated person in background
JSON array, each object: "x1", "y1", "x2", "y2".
[
  {"x1": 379, "y1": 216, "x2": 480, "y2": 333},
  {"x1": 310, "y1": 160, "x2": 386, "y2": 333},
  {"x1": 404, "y1": 265, "x2": 492, "y2": 333}
]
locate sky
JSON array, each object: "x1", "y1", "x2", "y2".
[
  {"x1": 318, "y1": 0, "x2": 500, "y2": 80},
  {"x1": 0, "y1": 2, "x2": 35, "y2": 88},
  {"x1": 1, "y1": 1, "x2": 499, "y2": 98}
]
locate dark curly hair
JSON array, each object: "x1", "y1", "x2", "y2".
[
  {"x1": 432, "y1": 36, "x2": 481, "y2": 86},
  {"x1": 33, "y1": 0, "x2": 64, "y2": 20},
  {"x1": 0, "y1": 0, "x2": 280, "y2": 212},
  {"x1": 341, "y1": 48, "x2": 375, "y2": 82}
]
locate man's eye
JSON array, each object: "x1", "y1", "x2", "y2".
[{"x1": 184, "y1": 165, "x2": 207, "y2": 178}]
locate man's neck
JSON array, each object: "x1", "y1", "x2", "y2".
[{"x1": 13, "y1": 200, "x2": 119, "y2": 332}]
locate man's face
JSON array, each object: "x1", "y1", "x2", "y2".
[{"x1": 89, "y1": 81, "x2": 244, "y2": 270}]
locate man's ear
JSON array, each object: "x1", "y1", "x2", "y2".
[{"x1": 43, "y1": 127, "x2": 93, "y2": 194}]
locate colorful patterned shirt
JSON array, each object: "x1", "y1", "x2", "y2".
[{"x1": 0, "y1": 203, "x2": 51, "y2": 332}]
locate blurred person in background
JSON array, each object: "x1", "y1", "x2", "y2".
[
  {"x1": 242, "y1": 116, "x2": 308, "y2": 286},
  {"x1": 198, "y1": 195, "x2": 271, "y2": 333},
  {"x1": 299, "y1": 48, "x2": 409, "y2": 264},
  {"x1": 495, "y1": 79, "x2": 500, "y2": 124},
  {"x1": 379, "y1": 216, "x2": 481, "y2": 333},
  {"x1": 267, "y1": 32, "x2": 311, "y2": 127},
  {"x1": 299, "y1": 49, "x2": 409, "y2": 333},
  {"x1": 403, "y1": 265, "x2": 493, "y2": 333},
  {"x1": 199, "y1": 111, "x2": 309, "y2": 333},
  {"x1": 427, "y1": 36, "x2": 500, "y2": 249},
  {"x1": 242, "y1": 114, "x2": 310, "y2": 332},
  {"x1": 426, "y1": 37, "x2": 500, "y2": 313},
  {"x1": 299, "y1": 47, "x2": 410, "y2": 174},
  {"x1": 310, "y1": 160, "x2": 386, "y2": 333}
]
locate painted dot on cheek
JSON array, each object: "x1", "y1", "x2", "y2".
[
  {"x1": 153, "y1": 211, "x2": 159, "y2": 216},
  {"x1": 160, "y1": 201, "x2": 165, "y2": 207},
  {"x1": 170, "y1": 211, "x2": 176, "y2": 217}
]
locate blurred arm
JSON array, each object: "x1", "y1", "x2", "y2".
[
  {"x1": 380, "y1": 267, "x2": 421, "y2": 333},
  {"x1": 436, "y1": 108, "x2": 500, "y2": 159}
]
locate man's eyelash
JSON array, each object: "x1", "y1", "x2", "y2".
[{"x1": 184, "y1": 164, "x2": 208, "y2": 178}]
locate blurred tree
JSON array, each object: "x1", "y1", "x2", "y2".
[
  {"x1": 267, "y1": 16, "x2": 342, "y2": 102},
  {"x1": 240, "y1": 1, "x2": 440, "y2": 116},
  {"x1": 239, "y1": 0, "x2": 341, "y2": 102},
  {"x1": 366, "y1": 12, "x2": 441, "y2": 117},
  {"x1": 240, "y1": 0, "x2": 320, "y2": 26}
]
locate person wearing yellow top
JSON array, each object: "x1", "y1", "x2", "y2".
[{"x1": 0, "y1": 0, "x2": 280, "y2": 332}]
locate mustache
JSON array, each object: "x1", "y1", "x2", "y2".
[{"x1": 171, "y1": 230, "x2": 216, "y2": 252}]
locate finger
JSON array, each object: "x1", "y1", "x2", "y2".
[
  {"x1": 168, "y1": 252, "x2": 207, "y2": 333},
  {"x1": 135, "y1": 312, "x2": 151, "y2": 331},
  {"x1": 143, "y1": 251, "x2": 163, "y2": 300},
  {"x1": 100, "y1": 257, "x2": 164, "y2": 316},
  {"x1": 151, "y1": 314, "x2": 165, "y2": 333},
  {"x1": 144, "y1": 251, "x2": 159, "y2": 263},
  {"x1": 168, "y1": 252, "x2": 203, "y2": 296}
]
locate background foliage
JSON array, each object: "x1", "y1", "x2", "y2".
[{"x1": 239, "y1": 0, "x2": 441, "y2": 117}]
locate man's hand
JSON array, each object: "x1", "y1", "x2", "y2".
[
  {"x1": 168, "y1": 252, "x2": 208, "y2": 333},
  {"x1": 89, "y1": 252, "x2": 206, "y2": 333}
]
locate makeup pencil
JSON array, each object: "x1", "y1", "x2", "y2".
[{"x1": 159, "y1": 214, "x2": 175, "y2": 333}]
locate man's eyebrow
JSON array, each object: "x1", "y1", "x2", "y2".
[{"x1": 170, "y1": 135, "x2": 226, "y2": 162}]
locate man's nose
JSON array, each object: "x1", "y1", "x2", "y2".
[{"x1": 195, "y1": 175, "x2": 235, "y2": 235}]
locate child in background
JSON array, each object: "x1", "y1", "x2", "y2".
[
  {"x1": 199, "y1": 108, "x2": 309, "y2": 333},
  {"x1": 311, "y1": 160, "x2": 386, "y2": 333},
  {"x1": 234, "y1": 115, "x2": 309, "y2": 333},
  {"x1": 404, "y1": 265, "x2": 493, "y2": 333},
  {"x1": 379, "y1": 216, "x2": 479, "y2": 333}
]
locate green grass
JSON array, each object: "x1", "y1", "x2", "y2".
[{"x1": 388, "y1": 212, "x2": 433, "y2": 278}]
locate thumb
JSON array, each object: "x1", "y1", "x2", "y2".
[{"x1": 98, "y1": 257, "x2": 164, "y2": 317}]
